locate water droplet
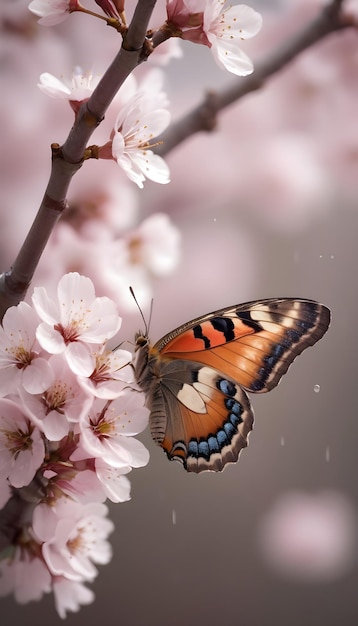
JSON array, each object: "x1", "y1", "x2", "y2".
[
  {"x1": 325, "y1": 446, "x2": 330, "y2": 462},
  {"x1": 280, "y1": 436, "x2": 285, "y2": 447},
  {"x1": 319, "y1": 254, "x2": 323, "y2": 259},
  {"x1": 313, "y1": 384, "x2": 321, "y2": 393},
  {"x1": 172, "y1": 509, "x2": 177, "y2": 526},
  {"x1": 330, "y1": 254, "x2": 335, "y2": 260},
  {"x1": 213, "y1": 217, "x2": 217, "y2": 222}
]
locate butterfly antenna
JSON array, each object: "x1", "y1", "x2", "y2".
[{"x1": 129, "y1": 286, "x2": 152, "y2": 336}]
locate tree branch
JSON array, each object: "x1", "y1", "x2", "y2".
[
  {"x1": 0, "y1": 0, "x2": 157, "y2": 319},
  {"x1": 157, "y1": 0, "x2": 351, "y2": 156}
]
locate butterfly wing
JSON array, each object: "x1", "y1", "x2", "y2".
[
  {"x1": 137, "y1": 298, "x2": 330, "y2": 473},
  {"x1": 148, "y1": 359, "x2": 254, "y2": 473},
  {"x1": 154, "y1": 299, "x2": 330, "y2": 393}
]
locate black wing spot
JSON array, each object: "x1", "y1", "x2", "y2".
[
  {"x1": 193, "y1": 324, "x2": 211, "y2": 349},
  {"x1": 210, "y1": 316, "x2": 235, "y2": 341},
  {"x1": 236, "y1": 309, "x2": 262, "y2": 332}
]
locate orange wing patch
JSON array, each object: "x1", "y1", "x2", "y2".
[{"x1": 159, "y1": 316, "x2": 255, "y2": 354}]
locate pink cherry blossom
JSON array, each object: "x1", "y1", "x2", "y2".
[
  {"x1": 97, "y1": 212, "x2": 181, "y2": 311},
  {"x1": 166, "y1": 0, "x2": 262, "y2": 75},
  {"x1": 0, "y1": 398, "x2": 45, "y2": 488},
  {"x1": 99, "y1": 87, "x2": 171, "y2": 187},
  {"x1": 32, "y1": 499, "x2": 114, "y2": 581},
  {"x1": 28, "y1": 0, "x2": 81, "y2": 25},
  {"x1": 0, "y1": 301, "x2": 53, "y2": 396},
  {"x1": 95, "y1": 458, "x2": 132, "y2": 502},
  {"x1": 52, "y1": 467, "x2": 108, "y2": 504},
  {"x1": 19, "y1": 354, "x2": 94, "y2": 441},
  {"x1": 32, "y1": 272, "x2": 121, "y2": 376},
  {"x1": 126, "y1": 212, "x2": 181, "y2": 276},
  {"x1": 0, "y1": 549, "x2": 51, "y2": 604},
  {"x1": 78, "y1": 347, "x2": 134, "y2": 399},
  {"x1": 53, "y1": 577, "x2": 94, "y2": 619},
  {"x1": 203, "y1": 1, "x2": 262, "y2": 75},
  {"x1": 77, "y1": 392, "x2": 150, "y2": 468},
  {"x1": 38, "y1": 68, "x2": 99, "y2": 114}
]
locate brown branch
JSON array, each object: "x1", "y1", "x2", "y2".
[
  {"x1": 0, "y1": 0, "x2": 157, "y2": 319},
  {"x1": 157, "y1": 0, "x2": 351, "y2": 156}
]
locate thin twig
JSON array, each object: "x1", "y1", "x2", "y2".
[{"x1": 157, "y1": 0, "x2": 351, "y2": 156}]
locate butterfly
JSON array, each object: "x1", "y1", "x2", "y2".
[{"x1": 134, "y1": 298, "x2": 330, "y2": 474}]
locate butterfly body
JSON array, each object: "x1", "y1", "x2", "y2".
[{"x1": 135, "y1": 298, "x2": 330, "y2": 473}]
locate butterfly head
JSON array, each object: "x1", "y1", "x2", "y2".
[{"x1": 134, "y1": 331, "x2": 149, "y2": 351}]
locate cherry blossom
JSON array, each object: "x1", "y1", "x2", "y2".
[
  {"x1": 0, "y1": 301, "x2": 53, "y2": 396},
  {"x1": 53, "y1": 577, "x2": 94, "y2": 619},
  {"x1": 32, "y1": 272, "x2": 121, "y2": 376},
  {"x1": 99, "y1": 90, "x2": 171, "y2": 188},
  {"x1": 166, "y1": 0, "x2": 262, "y2": 75},
  {"x1": 19, "y1": 354, "x2": 93, "y2": 440},
  {"x1": 0, "y1": 550, "x2": 52, "y2": 604},
  {"x1": 125, "y1": 212, "x2": 181, "y2": 276},
  {"x1": 38, "y1": 68, "x2": 99, "y2": 114},
  {"x1": 0, "y1": 398, "x2": 45, "y2": 488},
  {"x1": 77, "y1": 392, "x2": 150, "y2": 468},
  {"x1": 28, "y1": 0, "x2": 81, "y2": 25},
  {"x1": 32, "y1": 499, "x2": 114, "y2": 581},
  {"x1": 95, "y1": 458, "x2": 132, "y2": 502},
  {"x1": 78, "y1": 346, "x2": 134, "y2": 399},
  {"x1": 97, "y1": 212, "x2": 181, "y2": 311},
  {"x1": 52, "y1": 467, "x2": 108, "y2": 504}
]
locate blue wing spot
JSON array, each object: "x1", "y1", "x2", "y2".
[
  {"x1": 188, "y1": 440, "x2": 198, "y2": 457},
  {"x1": 217, "y1": 378, "x2": 237, "y2": 396},
  {"x1": 225, "y1": 398, "x2": 243, "y2": 417},
  {"x1": 229, "y1": 412, "x2": 243, "y2": 427},
  {"x1": 208, "y1": 435, "x2": 220, "y2": 454},
  {"x1": 198, "y1": 440, "x2": 210, "y2": 460},
  {"x1": 273, "y1": 344, "x2": 285, "y2": 358},
  {"x1": 264, "y1": 355, "x2": 276, "y2": 369},
  {"x1": 217, "y1": 429, "x2": 229, "y2": 447},
  {"x1": 224, "y1": 421, "x2": 235, "y2": 439}
]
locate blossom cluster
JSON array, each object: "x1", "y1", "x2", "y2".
[
  {"x1": 38, "y1": 66, "x2": 171, "y2": 189},
  {"x1": 29, "y1": 0, "x2": 263, "y2": 77},
  {"x1": 0, "y1": 272, "x2": 149, "y2": 617}
]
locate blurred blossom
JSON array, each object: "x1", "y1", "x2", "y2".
[
  {"x1": 97, "y1": 212, "x2": 181, "y2": 311},
  {"x1": 28, "y1": 0, "x2": 81, "y2": 26},
  {"x1": 257, "y1": 491, "x2": 357, "y2": 581},
  {"x1": 0, "y1": 550, "x2": 51, "y2": 604},
  {"x1": 53, "y1": 577, "x2": 94, "y2": 619},
  {"x1": 38, "y1": 68, "x2": 99, "y2": 114}
]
